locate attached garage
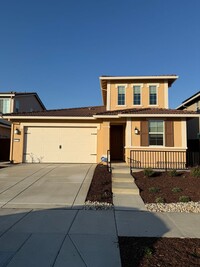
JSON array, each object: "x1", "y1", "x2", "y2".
[{"x1": 23, "y1": 126, "x2": 97, "y2": 163}]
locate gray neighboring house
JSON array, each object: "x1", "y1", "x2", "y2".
[
  {"x1": 0, "y1": 92, "x2": 46, "y2": 161},
  {"x1": 177, "y1": 91, "x2": 200, "y2": 152}
]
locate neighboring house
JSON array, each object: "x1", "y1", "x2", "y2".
[
  {"x1": 0, "y1": 92, "x2": 46, "y2": 114},
  {"x1": 177, "y1": 91, "x2": 200, "y2": 152},
  {"x1": 3, "y1": 75, "x2": 199, "y2": 169},
  {"x1": 0, "y1": 92, "x2": 46, "y2": 161}
]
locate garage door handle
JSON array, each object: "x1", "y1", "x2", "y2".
[{"x1": 59, "y1": 145, "x2": 62, "y2": 149}]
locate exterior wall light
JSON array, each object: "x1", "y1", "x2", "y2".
[
  {"x1": 14, "y1": 128, "x2": 21, "y2": 135},
  {"x1": 134, "y1": 127, "x2": 139, "y2": 135}
]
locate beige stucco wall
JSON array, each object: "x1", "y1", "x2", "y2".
[{"x1": 109, "y1": 80, "x2": 167, "y2": 111}]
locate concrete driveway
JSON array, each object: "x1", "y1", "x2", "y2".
[{"x1": 0, "y1": 164, "x2": 95, "y2": 209}]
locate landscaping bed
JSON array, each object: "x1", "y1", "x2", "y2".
[
  {"x1": 85, "y1": 164, "x2": 113, "y2": 209},
  {"x1": 133, "y1": 169, "x2": 200, "y2": 204},
  {"x1": 119, "y1": 237, "x2": 200, "y2": 267}
]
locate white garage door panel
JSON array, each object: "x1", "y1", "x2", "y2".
[{"x1": 24, "y1": 127, "x2": 97, "y2": 163}]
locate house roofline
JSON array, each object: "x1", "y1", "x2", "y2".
[
  {"x1": 3, "y1": 116, "x2": 95, "y2": 120},
  {"x1": 94, "y1": 114, "x2": 199, "y2": 118},
  {"x1": 177, "y1": 91, "x2": 200, "y2": 109}
]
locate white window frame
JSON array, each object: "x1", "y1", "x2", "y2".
[
  {"x1": 148, "y1": 84, "x2": 159, "y2": 106},
  {"x1": 115, "y1": 84, "x2": 127, "y2": 106},
  {"x1": 0, "y1": 98, "x2": 11, "y2": 114},
  {"x1": 132, "y1": 83, "x2": 143, "y2": 106},
  {"x1": 149, "y1": 120, "x2": 164, "y2": 147}
]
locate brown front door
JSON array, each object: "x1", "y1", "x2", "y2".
[{"x1": 110, "y1": 125, "x2": 124, "y2": 161}]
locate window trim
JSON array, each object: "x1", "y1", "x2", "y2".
[
  {"x1": 148, "y1": 84, "x2": 159, "y2": 106},
  {"x1": 132, "y1": 83, "x2": 143, "y2": 106},
  {"x1": 0, "y1": 98, "x2": 11, "y2": 114},
  {"x1": 148, "y1": 120, "x2": 165, "y2": 147},
  {"x1": 116, "y1": 84, "x2": 127, "y2": 106}
]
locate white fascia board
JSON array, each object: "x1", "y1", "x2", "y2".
[
  {"x1": 0, "y1": 94, "x2": 15, "y2": 97},
  {"x1": 99, "y1": 75, "x2": 179, "y2": 80},
  {"x1": 118, "y1": 114, "x2": 200, "y2": 118},
  {"x1": 3, "y1": 116, "x2": 96, "y2": 120},
  {"x1": 93, "y1": 115, "x2": 119, "y2": 118},
  {"x1": 176, "y1": 93, "x2": 200, "y2": 109}
]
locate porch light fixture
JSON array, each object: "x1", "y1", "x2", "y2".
[
  {"x1": 134, "y1": 127, "x2": 139, "y2": 135},
  {"x1": 14, "y1": 128, "x2": 20, "y2": 135}
]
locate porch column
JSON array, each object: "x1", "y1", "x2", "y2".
[{"x1": 126, "y1": 118, "x2": 132, "y2": 147}]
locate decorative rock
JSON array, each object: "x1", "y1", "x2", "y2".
[
  {"x1": 84, "y1": 200, "x2": 113, "y2": 210},
  {"x1": 145, "y1": 201, "x2": 200, "y2": 213}
]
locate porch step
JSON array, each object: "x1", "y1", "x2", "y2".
[
  {"x1": 113, "y1": 188, "x2": 139, "y2": 195},
  {"x1": 111, "y1": 162, "x2": 146, "y2": 210}
]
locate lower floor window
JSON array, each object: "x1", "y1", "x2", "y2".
[{"x1": 149, "y1": 120, "x2": 164, "y2": 146}]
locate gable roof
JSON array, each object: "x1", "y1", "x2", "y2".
[
  {"x1": 0, "y1": 92, "x2": 46, "y2": 110},
  {"x1": 177, "y1": 91, "x2": 200, "y2": 110}
]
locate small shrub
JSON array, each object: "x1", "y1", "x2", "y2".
[
  {"x1": 143, "y1": 247, "x2": 153, "y2": 257},
  {"x1": 144, "y1": 168, "x2": 155, "y2": 177},
  {"x1": 155, "y1": 197, "x2": 165, "y2": 203},
  {"x1": 191, "y1": 166, "x2": 200, "y2": 178},
  {"x1": 148, "y1": 187, "x2": 160, "y2": 193},
  {"x1": 172, "y1": 187, "x2": 182, "y2": 193},
  {"x1": 168, "y1": 169, "x2": 179, "y2": 177},
  {"x1": 179, "y1": 195, "x2": 191, "y2": 202}
]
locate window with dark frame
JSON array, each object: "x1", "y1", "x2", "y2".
[
  {"x1": 149, "y1": 85, "x2": 157, "y2": 105},
  {"x1": 149, "y1": 120, "x2": 164, "y2": 146},
  {"x1": 133, "y1": 85, "x2": 141, "y2": 105},
  {"x1": 117, "y1": 86, "x2": 125, "y2": 105}
]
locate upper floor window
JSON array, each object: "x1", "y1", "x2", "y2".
[
  {"x1": 133, "y1": 86, "x2": 141, "y2": 105},
  {"x1": 0, "y1": 98, "x2": 11, "y2": 114},
  {"x1": 15, "y1": 100, "x2": 20, "y2": 113},
  {"x1": 149, "y1": 120, "x2": 164, "y2": 146},
  {"x1": 149, "y1": 85, "x2": 157, "y2": 105},
  {"x1": 118, "y1": 86, "x2": 125, "y2": 105}
]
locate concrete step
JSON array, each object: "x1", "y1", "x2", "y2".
[
  {"x1": 112, "y1": 178, "x2": 134, "y2": 183},
  {"x1": 112, "y1": 172, "x2": 132, "y2": 179},
  {"x1": 112, "y1": 188, "x2": 139, "y2": 195}
]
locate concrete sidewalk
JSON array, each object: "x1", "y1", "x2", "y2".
[{"x1": 0, "y1": 208, "x2": 200, "y2": 267}]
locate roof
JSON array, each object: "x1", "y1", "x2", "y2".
[
  {"x1": 100, "y1": 75, "x2": 179, "y2": 106},
  {"x1": 3, "y1": 106, "x2": 106, "y2": 118},
  {"x1": 0, "y1": 92, "x2": 46, "y2": 110},
  {"x1": 3, "y1": 106, "x2": 198, "y2": 120},
  {"x1": 177, "y1": 91, "x2": 200, "y2": 110}
]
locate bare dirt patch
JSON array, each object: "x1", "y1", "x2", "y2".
[
  {"x1": 133, "y1": 171, "x2": 200, "y2": 203},
  {"x1": 119, "y1": 237, "x2": 200, "y2": 267}
]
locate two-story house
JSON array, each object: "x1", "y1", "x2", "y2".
[
  {"x1": 177, "y1": 91, "x2": 200, "y2": 152},
  {"x1": 0, "y1": 92, "x2": 46, "y2": 161},
  {"x1": 3, "y1": 75, "x2": 198, "y2": 168}
]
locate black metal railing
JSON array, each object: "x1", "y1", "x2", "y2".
[
  {"x1": 186, "y1": 151, "x2": 200, "y2": 167},
  {"x1": 130, "y1": 150, "x2": 187, "y2": 172},
  {"x1": 107, "y1": 150, "x2": 112, "y2": 173}
]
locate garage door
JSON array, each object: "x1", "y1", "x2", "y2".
[{"x1": 23, "y1": 127, "x2": 97, "y2": 163}]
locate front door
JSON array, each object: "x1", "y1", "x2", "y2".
[{"x1": 110, "y1": 125, "x2": 125, "y2": 161}]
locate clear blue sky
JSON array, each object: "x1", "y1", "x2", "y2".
[{"x1": 0, "y1": 0, "x2": 199, "y2": 109}]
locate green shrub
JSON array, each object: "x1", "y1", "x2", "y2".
[
  {"x1": 179, "y1": 196, "x2": 191, "y2": 203},
  {"x1": 148, "y1": 187, "x2": 160, "y2": 193},
  {"x1": 155, "y1": 197, "x2": 165, "y2": 203},
  {"x1": 191, "y1": 166, "x2": 200, "y2": 178},
  {"x1": 144, "y1": 168, "x2": 155, "y2": 177},
  {"x1": 172, "y1": 187, "x2": 182, "y2": 193},
  {"x1": 168, "y1": 169, "x2": 179, "y2": 177},
  {"x1": 143, "y1": 247, "x2": 153, "y2": 257}
]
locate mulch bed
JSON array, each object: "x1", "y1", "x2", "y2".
[
  {"x1": 133, "y1": 171, "x2": 200, "y2": 203},
  {"x1": 119, "y1": 237, "x2": 200, "y2": 267},
  {"x1": 85, "y1": 164, "x2": 113, "y2": 204}
]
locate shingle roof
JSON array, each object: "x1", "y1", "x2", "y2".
[{"x1": 3, "y1": 106, "x2": 106, "y2": 117}]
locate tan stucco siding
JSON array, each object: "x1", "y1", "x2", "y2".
[
  {"x1": 97, "y1": 121, "x2": 110, "y2": 162},
  {"x1": 11, "y1": 123, "x2": 24, "y2": 163},
  {"x1": 109, "y1": 80, "x2": 167, "y2": 110}
]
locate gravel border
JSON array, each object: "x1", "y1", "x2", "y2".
[
  {"x1": 146, "y1": 201, "x2": 200, "y2": 213},
  {"x1": 84, "y1": 200, "x2": 113, "y2": 210}
]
